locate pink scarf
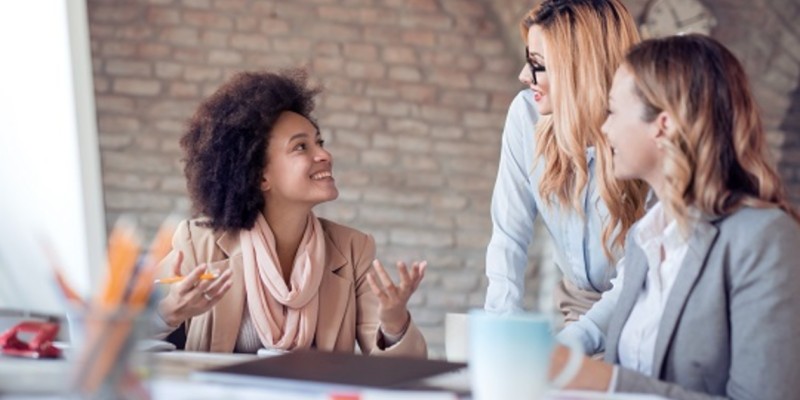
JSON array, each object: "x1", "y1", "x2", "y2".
[{"x1": 239, "y1": 212, "x2": 325, "y2": 350}]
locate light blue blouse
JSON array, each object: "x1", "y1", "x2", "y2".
[{"x1": 484, "y1": 89, "x2": 619, "y2": 317}]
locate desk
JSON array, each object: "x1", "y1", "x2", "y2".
[{"x1": 0, "y1": 352, "x2": 666, "y2": 400}]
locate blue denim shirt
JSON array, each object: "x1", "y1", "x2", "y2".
[{"x1": 485, "y1": 90, "x2": 619, "y2": 315}]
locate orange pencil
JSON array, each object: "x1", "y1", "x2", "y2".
[{"x1": 154, "y1": 273, "x2": 218, "y2": 284}]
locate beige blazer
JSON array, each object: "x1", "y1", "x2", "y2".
[{"x1": 159, "y1": 217, "x2": 427, "y2": 357}]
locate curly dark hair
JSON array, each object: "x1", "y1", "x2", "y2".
[{"x1": 180, "y1": 69, "x2": 320, "y2": 231}]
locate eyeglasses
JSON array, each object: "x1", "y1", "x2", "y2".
[{"x1": 525, "y1": 47, "x2": 546, "y2": 85}]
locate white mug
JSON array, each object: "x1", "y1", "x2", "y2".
[
  {"x1": 444, "y1": 312, "x2": 469, "y2": 362},
  {"x1": 468, "y1": 310, "x2": 583, "y2": 400}
]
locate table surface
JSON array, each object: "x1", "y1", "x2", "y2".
[{"x1": 0, "y1": 351, "x2": 667, "y2": 400}]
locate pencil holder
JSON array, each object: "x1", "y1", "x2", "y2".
[{"x1": 67, "y1": 307, "x2": 152, "y2": 400}]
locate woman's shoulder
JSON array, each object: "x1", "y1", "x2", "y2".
[
  {"x1": 713, "y1": 207, "x2": 800, "y2": 257},
  {"x1": 174, "y1": 217, "x2": 226, "y2": 245},
  {"x1": 318, "y1": 218, "x2": 374, "y2": 251},
  {"x1": 718, "y1": 206, "x2": 797, "y2": 234}
]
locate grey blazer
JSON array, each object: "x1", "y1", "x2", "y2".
[{"x1": 605, "y1": 207, "x2": 800, "y2": 400}]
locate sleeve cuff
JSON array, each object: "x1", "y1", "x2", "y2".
[
  {"x1": 150, "y1": 309, "x2": 178, "y2": 339},
  {"x1": 608, "y1": 365, "x2": 620, "y2": 393},
  {"x1": 379, "y1": 314, "x2": 411, "y2": 348}
]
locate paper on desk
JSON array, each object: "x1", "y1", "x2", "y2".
[
  {"x1": 356, "y1": 389, "x2": 457, "y2": 400},
  {"x1": 151, "y1": 379, "x2": 326, "y2": 400}
]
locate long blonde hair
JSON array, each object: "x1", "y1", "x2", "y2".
[
  {"x1": 522, "y1": 0, "x2": 649, "y2": 258},
  {"x1": 624, "y1": 34, "x2": 799, "y2": 229}
]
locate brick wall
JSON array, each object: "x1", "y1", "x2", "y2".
[{"x1": 87, "y1": 0, "x2": 551, "y2": 357}]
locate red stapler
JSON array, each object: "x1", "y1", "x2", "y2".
[{"x1": 0, "y1": 321, "x2": 62, "y2": 359}]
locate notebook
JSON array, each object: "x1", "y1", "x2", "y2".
[{"x1": 191, "y1": 350, "x2": 467, "y2": 394}]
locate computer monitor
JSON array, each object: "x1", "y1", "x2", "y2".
[{"x1": 0, "y1": 0, "x2": 105, "y2": 315}]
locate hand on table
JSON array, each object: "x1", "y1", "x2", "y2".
[
  {"x1": 549, "y1": 344, "x2": 613, "y2": 391},
  {"x1": 366, "y1": 259, "x2": 427, "y2": 336}
]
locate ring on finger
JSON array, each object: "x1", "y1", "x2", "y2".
[{"x1": 203, "y1": 291, "x2": 213, "y2": 301}]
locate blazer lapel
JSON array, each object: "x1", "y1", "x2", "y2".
[
  {"x1": 209, "y1": 230, "x2": 245, "y2": 352},
  {"x1": 605, "y1": 243, "x2": 648, "y2": 363},
  {"x1": 651, "y1": 220, "x2": 719, "y2": 376},
  {"x1": 314, "y1": 232, "x2": 351, "y2": 351}
]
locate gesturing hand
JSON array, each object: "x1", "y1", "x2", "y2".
[
  {"x1": 157, "y1": 250, "x2": 233, "y2": 327},
  {"x1": 366, "y1": 259, "x2": 427, "y2": 336}
]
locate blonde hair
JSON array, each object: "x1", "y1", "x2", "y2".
[
  {"x1": 522, "y1": 0, "x2": 649, "y2": 258},
  {"x1": 624, "y1": 34, "x2": 799, "y2": 230}
]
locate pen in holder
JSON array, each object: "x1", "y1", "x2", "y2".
[
  {"x1": 69, "y1": 306, "x2": 152, "y2": 400},
  {"x1": 46, "y1": 216, "x2": 177, "y2": 400}
]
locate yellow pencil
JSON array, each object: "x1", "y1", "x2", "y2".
[{"x1": 154, "y1": 273, "x2": 218, "y2": 284}]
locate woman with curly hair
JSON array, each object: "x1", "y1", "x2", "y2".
[
  {"x1": 550, "y1": 35, "x2": 800, "y2": 399},
  {"x1": 486, "y1": 0, "x2": 648, "y2": 335},
  {"x1": 153, "y1": 70, "x2": 427, "y2": 356}
]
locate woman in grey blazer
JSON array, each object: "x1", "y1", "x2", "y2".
[{"x1": 549, "y1": 35, "x2": 800, "y2": 399}]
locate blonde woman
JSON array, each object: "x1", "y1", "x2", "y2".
[
  {"x1": 485, "y1": 0, "x2": 648, "y2": 331},
  {"x1": 551, "y1": 34, "x2": 800, "y2": 399}
]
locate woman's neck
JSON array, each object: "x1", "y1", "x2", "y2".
[{"x1": 263, "y1": 203, "x2": 311, "y2": 285}]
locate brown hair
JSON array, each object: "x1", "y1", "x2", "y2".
[
  {"x1": 181, "y1": 69, "x2": 320, "y2": 231},
  {"x1": 624, "y1": 34, "x2": 799, "y2": 229},
  {"x1": 521, "y1": 0, "x2": 649, "y2": 259}
]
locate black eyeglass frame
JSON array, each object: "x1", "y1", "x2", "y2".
[{"x1": 525, "y1": 47, "x2": 546, "y2": 85}]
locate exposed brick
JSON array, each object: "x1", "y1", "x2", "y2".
[
  {"x1": 230, "y1": 33, "x2": 270, "y2": 51},
  {"x1": 213, "y1": 0, "x2": 247, "y2": 11},
  {"x1": 98, "y1": 116, "x2": 141, "y2": 133},
  {"x1": 98, "y1": 134, "x2": 133, "y2": 151},
  {"x1": 399, "y1": 14, "x2": 453, "y2": 31},
  {"x1": 155, "y1": 62, "x2": 183, "y2": 79},
  {"x1": 90, "y1": 5, "x2": 141, "y2": 23},
  {"x1": 159, "y1": 27, "x2": 199, "y2": 46},
  {"x1": 382, "y1": 45, "x2": 417, "y2": 64},
  {"x1": 100, "y1": 42, "x2": 137, "y2": 57},
  {"x1": 398, "y1": 84, "x2": 436, "y2": 102},
  {"x1": 399, "y1": 154, "x2": 439, "y2": 171},
  {"x1": 401, "y1": 30, "x2": 436, "y2": 47},
  {"x1": 427, "y1": 70, "x2": 471, "y2": 89},
  {"x1": 113, "y1": 78, "x2": 162, "y2": 96},
  {"x1": 183, "y1": 10, "x2": 233, "y2": 29},
  {"x1": 343, "y1": 43, "x2": 378, "y2": 61},
  {"x1": 345, "y1": 61, "x2": 386, "y2": 79},
  {"x1": 146, "y1": 7, "x2": 180, "y2": 25},
  {"x1": 168, "y1": 82, "x2": 200, "y2": 98},
  {"x1": 95, "y1": 95, "x2": 135, "y2": 113},
  {"x1": 181, "y1": 0, "x2": 211, "y2": 8},
  {"x1": 388, "y1": 66, "x2": 422, "y2": 82},
  {"x1": 272, "y1": 37, "x2": 312, "y2": 53},
  {"x1": 441, "y1": 0, "x2": 485, "y2": 16},
  {"x1": 441, "y1": 90, "x2": 488, "y2": 109},
  {"x1": 208, "y1": 49, "x2": 243, "y2": 65},
  {"x1": 184, "y1": 65, "x2": 221, "y2": 81},
  {"x1": 361, "y1": 149, "x2": 397, "y2": 166},
  {"x1": 138, "y1": 43, "x2": 171, "y2": 58},
  {"x1": 103, "y1": 172, "x2": 160, "y2": 191},
  {"x1": 324, "y1": 113, "x2": 359, "y2": 128},
  {"x1": 105, "y1": 60, "x2": 152, "y2": 77},
  {"x1": 387, "y1": 118, "x2": 429, "y2": 136},
  {"x1": 259, "y1": 19, "x2": 291, "y2": 34},
  {"x1": 275, "y1": 3, "x2": 315, "y2": 19},
  {"x1": 200, "y1": 31, "x2": 229, "y2": 47},
  {"x1": 332, "y1": 130, "x2": 371, "y2": 149}
]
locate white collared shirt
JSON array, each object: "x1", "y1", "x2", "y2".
[{"x1": 617, "y1": 203, "x2": 692, "y2": 376}]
